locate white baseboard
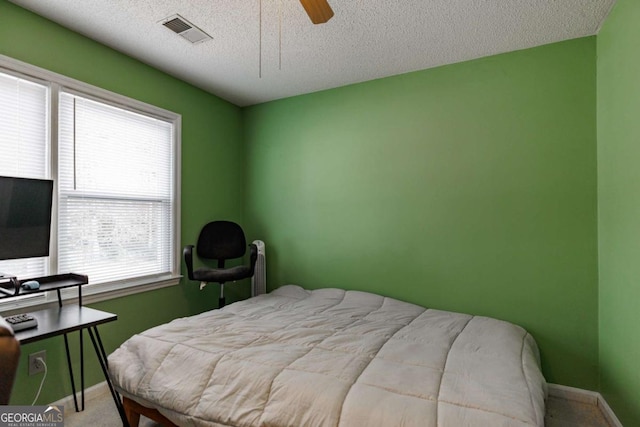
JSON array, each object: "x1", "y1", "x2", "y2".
[
  {"x1": 50, "y1": 381, "x2": 110, "y2": 413},
  {"x1": 547, "y1": 383, "x2": 624, "y2": 427}
]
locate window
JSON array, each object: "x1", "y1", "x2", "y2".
[
  {"x1": 0, "y1": 71, "x2": 50, "y2": 278},
  {"x1": 58, "y1": 92, "x2": 175, "y2": 284},
  {"x1": 0, "y1": 57, "x2": 180, "y2": 304}
]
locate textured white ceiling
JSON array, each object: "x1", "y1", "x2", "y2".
[{"x1": 10, "y1": 0, "x2": 615, "y2": 107}]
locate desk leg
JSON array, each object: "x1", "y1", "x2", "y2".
[
  {"x1": 80, "y1": 329, "x2": 85, "y2": 411},
  {"x1": 88, "y1": 326, "x2": 130, "y2": 427},
  {"x1": 94, "y1": 327, "x2": 109, "y2": 369},
  {"x1": 62, "y1": 333, "x2": 80, "y2": 412}
]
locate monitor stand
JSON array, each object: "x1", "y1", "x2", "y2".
[{"x1": 0, "y1": 273, "x2": 18, "y2": 296}]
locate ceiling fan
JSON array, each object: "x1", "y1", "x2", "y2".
[
  {"x1": 299, "y1": 0, "x2": 334, "y2": 24},
  {"x1": 257, "y1": 0, "x2": 334, "y2": 76}
]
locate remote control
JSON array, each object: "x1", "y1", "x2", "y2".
[{"x1": 5, "y1": 313, "x2": 38, "y2": 332}]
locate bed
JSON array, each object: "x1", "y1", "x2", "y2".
[{"x1": 108, "y1": 285, "x2": 547, "y2": 427}]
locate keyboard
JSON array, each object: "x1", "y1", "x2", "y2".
[{"x1": 5, "y1": 313, "x2": 38, "y2": 332}]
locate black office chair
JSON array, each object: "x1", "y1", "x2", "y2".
[
  {"x1": 184, "y1": 221, "x2": 257, "y2": 308},
  {"x1": 0, "y1": 318, "x2": 20, "y2": 405}
]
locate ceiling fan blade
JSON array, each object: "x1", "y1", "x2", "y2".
[{"x1": 299, "y1": 0, "x2": 334, "y2": 24}]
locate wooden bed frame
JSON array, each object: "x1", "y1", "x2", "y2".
[{"x1": 123, "y1": 396, "x2": 178, "y2": 427}]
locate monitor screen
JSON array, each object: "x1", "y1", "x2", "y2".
[{"x1": 0, "y1": 176, "x2": 54, "y2": 261}]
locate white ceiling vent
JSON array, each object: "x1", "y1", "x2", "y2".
[{"x1": 160, "y1": 14, "x2": 212, "y2": 44}]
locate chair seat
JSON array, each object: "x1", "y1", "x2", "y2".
[{"x1": 193, "y1": 265, "x2": 254, "y2": 283}]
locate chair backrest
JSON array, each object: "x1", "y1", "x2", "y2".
[
  {"x1": 196, "y1": 221, "x2": 247, "y2": 261},
  {"x1": 0, "y1": 317, "x2": 20, "y2": 405}
]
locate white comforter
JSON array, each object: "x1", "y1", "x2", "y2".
[{"x1": 109, "y1": 285, "x2": 546, "y2": 426}]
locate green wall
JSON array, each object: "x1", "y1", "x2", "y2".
[
  {"x1": 0, "y1": 0, "x2": 246, "y2": 405},
  {"x1": 597, "y1": 0, "x2": 640, "y2": 425},
  {"x1": 244, "y1": 38, "x2": 599, "y2": 389},
  {"x1": 4, "y1": 0, "x2": 638, "y2": 421}
]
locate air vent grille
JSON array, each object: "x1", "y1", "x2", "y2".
[
  {"x1": 159, "y1": 14, "x2": 212, "y2": 44},
  {"x1": 163, "y1": 17, "x2": 192, "y2": 34}
]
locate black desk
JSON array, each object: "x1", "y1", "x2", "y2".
[
  {"x1": 16, "y1": 305, "x2": 116, "y2": 344},
  {"x1": 14, "y1": 306, "x2": 128, "y2": 426}
]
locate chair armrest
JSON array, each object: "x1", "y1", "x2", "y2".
[
  {"x1": 0, "y1": 323, "x2": 20, "y2": 404},
  {"x1": 248, "y1": 243, "x2": 258, "y2": 276},
  {"x1": 183, "y1": 245, "x2": 195, "y2": 281}
]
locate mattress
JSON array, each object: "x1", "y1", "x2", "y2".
[{"x1": 108, "y1": 285, "x2": 547, "y2": 426}]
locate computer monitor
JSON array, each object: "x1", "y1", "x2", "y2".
[{"x1": 0, "y1": 176, "x2": 54, "y2": 262}]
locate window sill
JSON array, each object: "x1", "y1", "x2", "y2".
[{"x1": 0, "y1": 274, "x2": 182, "y2": 316}]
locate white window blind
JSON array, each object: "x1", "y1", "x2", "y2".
[
  {"x1": 58, "y1": 92, "x2": 174, "y2": 284},
  {"x1": 0, "y1": 70, "x2": 49, "y2": 278}
]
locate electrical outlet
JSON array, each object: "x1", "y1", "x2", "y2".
[{"x1": 28, "y1": 350, "x2": 46, "y2": 376}]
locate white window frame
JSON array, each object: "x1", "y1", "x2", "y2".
[{"x1": 0, "y1": 54, "x2": 181, "y2": 313}]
